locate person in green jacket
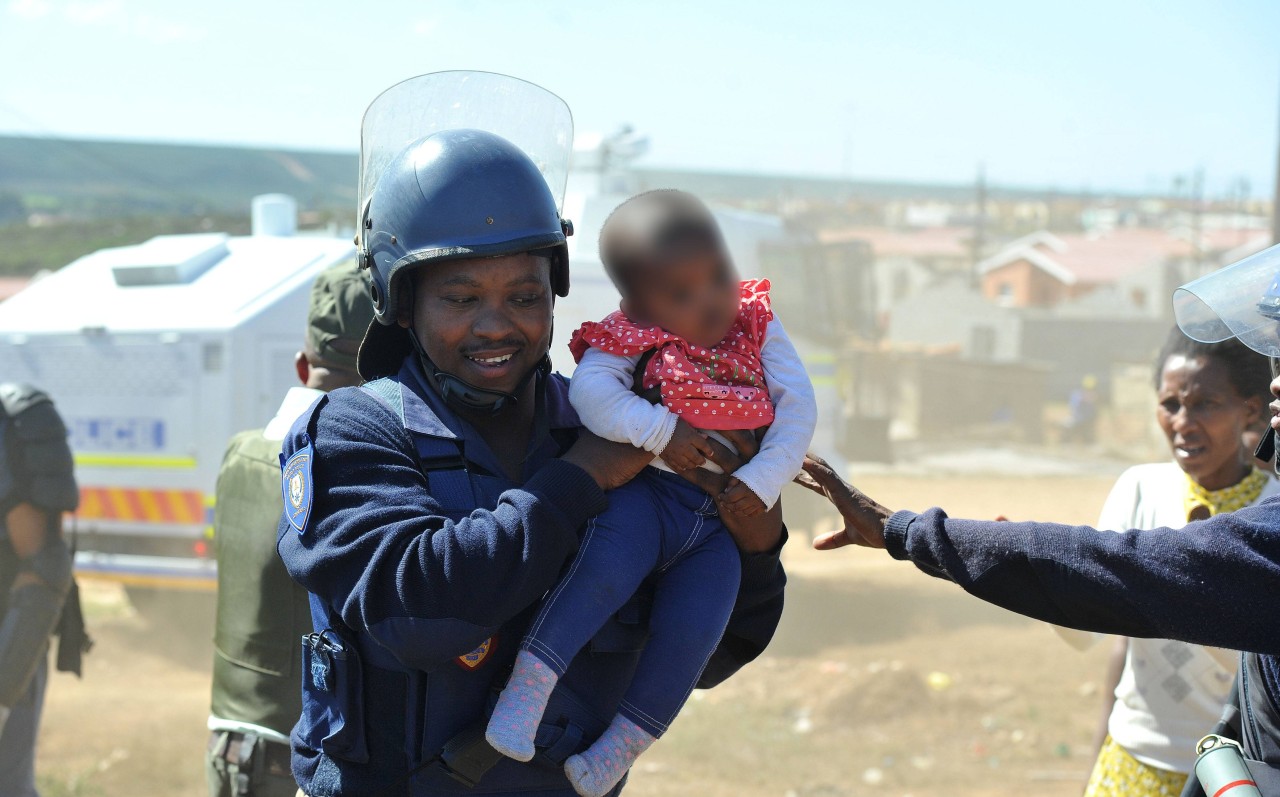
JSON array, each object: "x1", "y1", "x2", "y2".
[{"x1": 206, "y1": 261, "x2": 374, "y2": 797}]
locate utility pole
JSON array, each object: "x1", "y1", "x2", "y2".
[
  {"x1": 1238, "y1": 176, "x2": 1250, "y2": 248},
  {"x1": 1192, "y1": 167, "x2": 1205, "y2": 274},
  {"x1": 971, "y1": 162, "x2": 987, "y2": 287}
]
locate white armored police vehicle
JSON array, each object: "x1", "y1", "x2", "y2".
[{"x1": 0, "y1": 195, "x2": 354, "y2": 592}]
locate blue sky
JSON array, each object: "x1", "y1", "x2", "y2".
[{"x1": 1, "y1": 0, "x2": 1277, "y2": 196}]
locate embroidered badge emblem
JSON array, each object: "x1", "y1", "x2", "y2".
[
  {"x1": 281, "y1": 441, "x2": 314, "y2": 534},
  {"x1": 456, "y1": 636, "x2": 495, "y2": 670}
]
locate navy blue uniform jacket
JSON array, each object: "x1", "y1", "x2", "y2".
[
  {"x1": 885, "y1": 502, "x2": 1280, "y2": 724},
  {"x1": 277, "y1": 357, "x2": 786, "y2": 796}
]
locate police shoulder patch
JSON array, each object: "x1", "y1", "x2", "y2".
[{"x1": 282, "y1": 439, "x2": 315, "y2": 534}]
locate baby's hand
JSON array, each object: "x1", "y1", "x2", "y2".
[
  {"x1": 720, "y1": 477, "x2": 767, "y2": 517},
  {"x1": 659, "y1": 420, "x2": 715, "y2": 472}
]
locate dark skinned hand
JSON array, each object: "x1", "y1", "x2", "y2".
[
  {"x1": 562, "y1": 430, "x2": 656, "y2": 491},
  {"x1": 6, "y1": 503, "x2": 54, "y2": 590},
  {"x1": 794, "y1": 453, "x2": 892, "y2": 549},
  {"x1": 659, "y1": 419, "x2": 716, "y2": 472},
  {"x1": 679, "y1": 429, "x2": 782, "y2": 553},
  {"x1": 720, "y1": 477, "x2": 768, "y2": 518}
]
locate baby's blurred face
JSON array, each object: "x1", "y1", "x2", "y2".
[{"x1": 627, "y1": 245, "x2": 739, "y2": 349}]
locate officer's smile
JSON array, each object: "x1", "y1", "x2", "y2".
[
  {"x1": 411, "y1": 253, "x2": 554, "y2": 397},
  {"x1": 470, "y1": 353, "x2": 514, "y2": 365},
  {"x1": 461, "y1": 347, "x2": 523, "y2": 381},
  {"x1": 466, "y1": 349, "x2": 519, "y2": 369}
]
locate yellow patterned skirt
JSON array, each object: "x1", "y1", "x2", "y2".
[{"x1": 1084, "y1": 735, "x2": 1188, "y2": 797}]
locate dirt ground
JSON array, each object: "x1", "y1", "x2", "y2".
[{"x1": 36, "y1": 470, "x2": 1123, "y2": 797}]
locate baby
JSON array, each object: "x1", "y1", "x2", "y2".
[{"x1": 485, "y1": 189, "x2": 817, "y2": 797}]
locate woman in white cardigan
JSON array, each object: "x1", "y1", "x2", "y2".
[{"x1": 1059, "y1": 326, "x2": 1279, "y2": 796}]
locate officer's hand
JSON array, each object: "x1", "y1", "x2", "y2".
[
  {"x1": 678, "y1": 437, "x2": 781, "y2": 553},
  {"x1": 673, "y1": 427, "x2": 761, "y2": 493},
  {"x1": 798, "y1": 454, "x2": 892, "y2": 550},
  {"x1": 562, "y1": 432, "x2": 652, "y2": 491},
  {"x1": 718, "y1": 428, "x2": 761, "y2": 461},
  {"x1": 721, "y1": 498, "x2": 783, "y2": 554},
  {"x1": 677, "y1": 437, "x2": 739, "y2": 496},
  {"x1": 720, "y1": 478, "x2": 767, "y2": 518}
]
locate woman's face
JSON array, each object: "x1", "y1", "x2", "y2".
[{"x1": 1156, "y1": 354, "x2": 1262, "y2": 490}]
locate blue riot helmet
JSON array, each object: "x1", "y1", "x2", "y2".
[
  {"x1": 360, "y1": 128, "x2": 571, "y2": 321},
  {"x1": 354, "y1": 72, "x2": 575, "y2": 412}
]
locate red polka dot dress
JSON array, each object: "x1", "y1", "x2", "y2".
[{"x1": 569, "y1": 279, "x2": 775, "y2": 431}]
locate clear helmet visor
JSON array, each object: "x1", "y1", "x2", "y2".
[
  {"x1": 1174, "y1": 242, "x2": 1280, "y2": 357},
  {"x1": 358, "y1": 71, "x2": 573, "y2": 222}
]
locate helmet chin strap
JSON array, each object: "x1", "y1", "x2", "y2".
[
  {"x1": 407, "y1": 331, "x2": 548, "y2": 416},
  {"x1": 1255, "y1": 426, "x2": 1279, "y2": 475}
]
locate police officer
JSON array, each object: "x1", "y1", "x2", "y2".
[
  {"x1": 276, "y1": 73, "x2": 787, "y2": 797},
  {"x1": 206, "y1": 261, "x2": 375, "y2": 797},
  {"x1": 0, "y1": 384, "x2": 78, "y2": 797},
  {"x1": 796, "y1": 242, "x2": 1280, "y2": 791}
]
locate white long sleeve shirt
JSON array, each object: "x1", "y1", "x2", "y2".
[{"x1": 568, "y1": 317, "x2": 817, "y2": 509}]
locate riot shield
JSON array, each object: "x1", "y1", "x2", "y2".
[{"x1": 358, "y1": 70, "x2": 574, "y2": 231}]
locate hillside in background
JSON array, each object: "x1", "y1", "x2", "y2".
[
  {"x1": 0, "y1": 135, "x2": 358, "y2": 220},
  {"x1": 0, "y1": 135, "x2": 361, "y2": 275},
  {"x1": 0, "y1": 134, "x2": 1029, "y2": 225},
  {"x1": 0, "y1": 134, "x2": 1151, "y2": 277}
]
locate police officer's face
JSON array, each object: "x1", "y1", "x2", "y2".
[{"x1": 409, "y1": 253, "x2": 554, "y2": 396}]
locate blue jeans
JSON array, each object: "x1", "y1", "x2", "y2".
[
  {"x1": 522, "y1": 468, "x2": 741, "y2": 737},
  {"x1": 0, "y1": 649, "x2": 47, "y2": 797}
]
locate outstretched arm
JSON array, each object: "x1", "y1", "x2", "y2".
[
  {"x1": 795, "y1": 454, "x2": 892, "y2": 549},
  {"x1": 798, "y1": 454, "x2": 1280, "y2": 656}
]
